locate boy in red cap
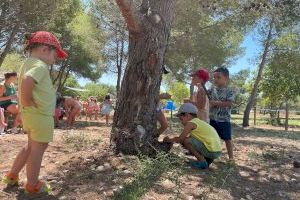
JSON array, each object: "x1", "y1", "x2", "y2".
[
  {"x1": 190, "y1": 68, "x2": 210, "y2": 122},
  {"x1": 2, "y1": 31, "x2": 67, "y2": 194}
]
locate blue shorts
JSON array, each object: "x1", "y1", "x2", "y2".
[{"x1": 210, "y1": 120, "x2": 232, "y2": 140}]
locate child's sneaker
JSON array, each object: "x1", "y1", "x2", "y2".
[
  {"x1": 2, "y1": 173, "x2": 19, "y2": 186},
  {"x1": 25, "y1": 181, "x2": 51, "y2": 194},
  {"x1": 188, "y1": 160, "x2": 209, "y2": 169}
]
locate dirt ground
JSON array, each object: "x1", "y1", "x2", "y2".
[{"x1": 0, "y1": 119, "x2": 299, "y2": 200}]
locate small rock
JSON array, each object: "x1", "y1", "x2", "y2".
[
  {"x1": 161, "y1": 179, "x2": 176, "y2": 189},
  {"x1": 104, "y1": 163, "x2": 111, "y2": 169},
  {"x1": 90, "y1": 164, "x2": 96, "y2": 169},
  {"x1": 245, "y1": 187, "x2": 251, "y2": 192},
  {"x1": 63, "y1": 170, "x2": 69, "y2": 173},
  {"x1": 293, "y1": 161, "x2": 300, "y2": 168},
  {"x1": 85, "y1": 158, "x2": 93, "y2": 162},
  {"x1": 96, "y1": 166, "x2": 105, "y2": 172},
  {"x1": 59, "y1": 196, "x2": 67, "y2": 200},
  {"x1": 246, "y1": 194, "x2": 252, "y2": 200},
  {"x1": 123, "y1": 170, "x2": 131, "y2": 175},
  {"x1": 49, "y1": 180, "x2": 58, "y2": 184}
]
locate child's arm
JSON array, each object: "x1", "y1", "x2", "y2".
[
  {"x1": 164, "y1": 122, "x2": 196, "y2": 144},
  {"x1": 195, "y1": 86, "x2": 206, "y2": 109},
  {"x1": 20, "y1": 76, "x2": 37, "y2": 107},
  {"x1": 210, "y1": 100, "x2": 233, "y2": 108}
]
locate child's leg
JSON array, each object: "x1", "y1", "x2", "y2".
[
  {"x1": 0, "y1": 108, "x2": 7, "y2": 127},
  {"x1": 157, "y1": 110, "x2": 168, "y2": 135},
  {"x1": 105, "y1": 114, "x2": 109, "y2": 126},
  {"x1": 26, "y1": 140, "x2": 48, "y2": 187},
  {"x1": 225, "y1": 140, "x2": 234, "y2": 160},
  {"x1": 183, "y1": 138, "x2": 205, "y2": 161},
  {"x1": 10, "y1": 137, "x2": 31, "y2": 175}
]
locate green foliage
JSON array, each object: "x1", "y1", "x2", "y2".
[
  {"x1": 1, "y1": 52, "x2": 24, "y2": 72},
  {"x1": 81, "y1": 82, "x2": 115, "y2": 101},
  {"x1": 166, "y1": 0, "x2": 245, "y2": 82},
  {"x1": 61, "y1": 76, "x2": 81, "y2": 97},
  {"x1": 167, "y1": 81, "x2": 189, "y2": 105},
  {"x1": 230, "y1": 69, "x2": 251, "y2": 109}
]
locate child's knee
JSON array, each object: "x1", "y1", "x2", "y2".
[{"x1": 183, "y1": 138, "x2": 190, "y2": 146}]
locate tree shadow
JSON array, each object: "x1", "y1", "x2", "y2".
[
  {"x1": 55, "y1": 120, "x2": 107, "y2": 130},
  {"x1": 233, "y1": 125, "x2": 300, "y2": 140},
  {"x1": 44, "y1": 150, "x2": 134, "y2": 199},
  {"x1": 202, "y1": 161, "x2": 298, "y2": 200},
  {"x1": 2, "y1": 186, "x2": 59, "y2": 200}
]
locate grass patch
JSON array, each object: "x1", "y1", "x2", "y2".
[
  {"x1": 62, "y1": 132, "x2": 102, "y2": 151},
  {"x1": 113, "y1": 153, "x2": 186, "y2": 200},
  {"x1": 262, "y1": 149, "x2": 285, "y2": 161},
  {"x1": 206, "y1": 163, "x2": 237, "y2": 188},
  {"x1": 247, "y1": 151, "x2": 259, "y2": 160}
]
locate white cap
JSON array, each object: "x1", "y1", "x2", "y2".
[{"x1": 176, "y1": 103, "x2": 198, "y2": 116}]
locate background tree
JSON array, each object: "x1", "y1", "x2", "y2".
[
  {"x1": 167, "y1": 81, "x2": 189, "y2": 105},
  {"x1": 81, "y1": 82, "x2": 116, "y2": 101},
  {"x1": 0, "y1": 0, "x2": 63, "y2": 66},
  {"x1": 243, "y1": 0, "x2": 300, "y2": 127},
  {"x1": 90, "y1": 0, "x2": 128, "y2": 96},
  {"x1": 260, "y1": 29, "x2": 300, "y2": 129}
]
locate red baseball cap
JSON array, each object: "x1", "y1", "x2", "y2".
[
  {"x1": 190, "y1": 68, "x2": 209, "y2": 83},
  {"x1": 28, "y1": 31, "x2": 68, "y2": 59}
]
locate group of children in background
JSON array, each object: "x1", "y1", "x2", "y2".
[
  {"x1": 1, "y1": 30, "x2": 235, "y2": 195},
  {"x1": 164, "y1": 67, "x2": 235, "y2": 169},
  {"x1": 55, "y1": 95, "x2": 113, "y2": 128}
]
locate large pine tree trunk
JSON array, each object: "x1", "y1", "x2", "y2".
[
  {"x1": 111, "y1": 0, "x2": 176, "y2": 155},
  {"x1": 243, "y1": 17, "x2": 274, "y2": 127}
]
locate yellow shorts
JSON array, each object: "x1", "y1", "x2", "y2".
[{"x1": 22, "y1": 113, "x2": 54, "y2": 143}]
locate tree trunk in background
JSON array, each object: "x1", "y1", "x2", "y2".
[
  {"x1": 116, "y1": 37, "x2": 125, "y2": 98},
  {"x1": 285, "y1": 99, "x2": 289, "y2": 131},
  {"x1": 111, "y1": 0, "x2": 176, "y2": 155},
  {"x1": 57, "y1": 68, "x2": 71, "y2": 93},
  {"x1": 0, "y1": 22, "x2": 20, "y2": 67},
  {"x1": 243, "y1": 17, "x2": 274, "y2": 127}
]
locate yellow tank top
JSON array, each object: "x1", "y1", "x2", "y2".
[{"x1": 190, "y1": 118, "x2": 221, "y2": 152}]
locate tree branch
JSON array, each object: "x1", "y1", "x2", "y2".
[{"x1": 116, "y1": 0, "x2": 140, "y2": 33}]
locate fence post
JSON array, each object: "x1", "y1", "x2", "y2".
[
  {"x1": 285, "y1": 100, "x2": 289, "y2": 131},
  {"x1": 254, "y1": 106, "x2": 257, "y2": 126}
]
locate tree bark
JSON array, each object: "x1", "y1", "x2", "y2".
[
  {"x1": 116, "y1": 38, "x2": 124, "y2": 97},
  {"x1": 111, "y1": 0, "x2": 176, "y2": 155},
  {"x1": 0, "y1": 21, "x2": 20, "y2": 67},
  {"x1": 243, "y1": 17, "x2": 274, "y2": 127}
]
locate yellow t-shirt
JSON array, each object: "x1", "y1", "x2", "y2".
[
  {"x1": 189, "y1": 118, "x2": 221, "y2": 152},
  {"x1": 18, "y1": 57, "x2": 56, "y2": 116}
]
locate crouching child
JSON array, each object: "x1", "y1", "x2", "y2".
[{"x1": 163, "y1": 103, "x2": 221, "y2": 169}]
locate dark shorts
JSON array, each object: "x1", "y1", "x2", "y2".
[
  {"x1": 0, "y1": 102, "x2": 17, "y2": 110},
  {"x1": 210, "y1": 120, "x2": 232, "y2": 140}
]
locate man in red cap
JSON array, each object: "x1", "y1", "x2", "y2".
[{"x1": 189, "y1": 68, "x2": 210, "y2": 122}]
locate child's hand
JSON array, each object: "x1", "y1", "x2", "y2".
[
  {"x1": 210, "y1": 100, "x2": 218, "y2": 107},
  {"x1": 163, "y1": 136, "x2": 172, "y2": 143}
]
